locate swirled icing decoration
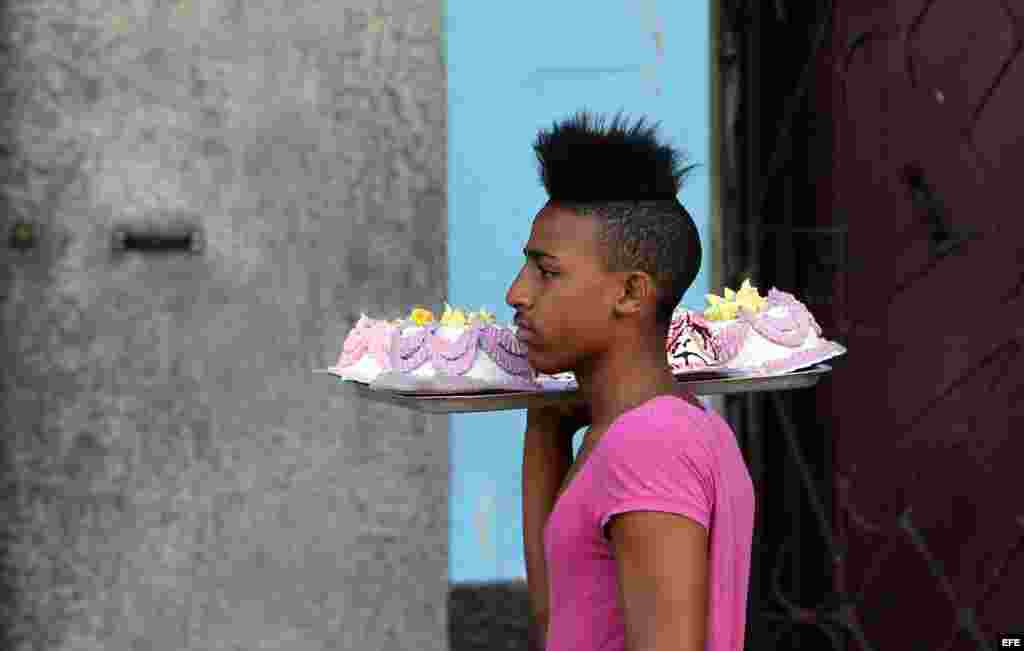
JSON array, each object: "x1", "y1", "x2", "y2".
[
  {"x1": 430, "y1": 325, "x2": 482, "y2": 375},
  {"x1": 757, "y1": 340, "x2": 846, "y2": 375},
  {"x1": 390, "y1": 324, "x2": 432, "y2": 372},
  {"x1": 666, "y1": 311, "x2": 722, "y2": 369},
  {"x1": 337, "y1": 314, "x2": 396, "y2": 369},
  {"x1": 479, "y1": 325, "x2": 535, "y2": 379},
  {"x1": 387, "y1": 322, "x2": 535, "y2": 379},
  {"x1": 741, "y1": 288, "x2": 811, "y2": 348},
  {"x1": 716, "y1": 321, "x2": 751, "y2": 364}
]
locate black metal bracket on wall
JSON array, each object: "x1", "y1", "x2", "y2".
[{"x1": 110, "y1": 222, "x2": 204, "y2": 256}]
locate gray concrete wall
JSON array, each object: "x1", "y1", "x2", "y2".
[{"x1": 0, "y1": 2, "x2": 447, "y2": 649}]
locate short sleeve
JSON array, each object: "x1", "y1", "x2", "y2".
[{"x1": 591, "y1": 427, "x2": 713, "y2": 538}]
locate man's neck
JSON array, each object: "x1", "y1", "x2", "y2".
[{"x1": 574, "y1": 332, "x2": 686, "y2": 431}]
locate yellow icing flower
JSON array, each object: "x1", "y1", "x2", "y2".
[
  {"x1": 705, "y1": 301, "x2": 738, "y2": 321},
  {"x1": 477, "y1": 308, "x2": 496, "y2": 324},
  {"x1": 440, "y1": 302, "x2": 468, "y2": 327},
  {"x1": 703, "y1": 278, "x2": 766, "y2": 321},
  {"x1": 409, "y1": 306, "x2": 435, "y2": 325},
  {"x1": 704, "y1": 288, "x2": 733, "y2": 321},
  {"x1": 735, "y1": 279, "x2": 767, "y2": 313},
  {"x1": 468, "y1": 307, "x2": 496, "y2": 325}
]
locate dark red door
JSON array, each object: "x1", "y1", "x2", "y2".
[{"x1": 816, "y1": 1, "x2": 1024, "y2": 648}]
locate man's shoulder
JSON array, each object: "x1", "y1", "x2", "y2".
[
  {"x1": 631, "y1": 398, "x2": 721, "y2": 445},
  {"x1": 602, "y1": 412, "x2": 718, "y2": 471}
]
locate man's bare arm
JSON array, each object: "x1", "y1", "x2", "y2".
[{"x1": 522, "y1": 425, "x2": 572, "y2": 651}]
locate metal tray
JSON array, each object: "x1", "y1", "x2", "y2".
[{"x1": 314, "y1": 364, "x2": 834, "y2": 414}]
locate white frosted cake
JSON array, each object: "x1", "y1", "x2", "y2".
[
  {"x1": 332, "y1": 283, "x2": 841, "y2": 391},
  {"x1": 667, "y1": 280, "x2": 846, "y2": 376},
  {"x1": 331, "y1": 304, "x2": 574, "y2": 391}
]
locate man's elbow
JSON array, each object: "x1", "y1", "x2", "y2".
[
  {"x1": 628, "y1": 621, "x2": 706, "y2": 651},
  {"x1": 529, "y1": 610, "x2": 549, "y2": 651}
]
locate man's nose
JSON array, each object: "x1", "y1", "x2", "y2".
[{"x1": 506, "y1": 271, "x2": 528, "y2": 309}]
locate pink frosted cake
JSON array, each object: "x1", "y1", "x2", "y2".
[
  {"x1": 667, "y1": 280, "x2": 846, "y2": 376},
  {"x1": 331, "y1": 304, "x2": 549, "y2": 391}
]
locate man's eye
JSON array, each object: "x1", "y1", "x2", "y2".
[{"x1": 539, "y1": 268, "x2": 558, "y2": 279}]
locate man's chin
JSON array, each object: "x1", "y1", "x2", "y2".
[{"x1": 528, "y1": 351, "x2": 572, "y2": 376}]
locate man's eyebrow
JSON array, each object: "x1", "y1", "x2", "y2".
[{"x1": 523, "y1": 247, "x2": 558, "y2": 261}]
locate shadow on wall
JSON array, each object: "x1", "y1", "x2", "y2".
[{"x1": 449, "y1": 580, "x2": 532, "y2": 651}]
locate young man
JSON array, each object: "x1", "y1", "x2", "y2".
[{"x1": 506, "y1": 111, "x2": 755, "y2": 651}]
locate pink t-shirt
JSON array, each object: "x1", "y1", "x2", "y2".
[{"x1": 543, "y1": 395, "x2": 755, "y2": 651}]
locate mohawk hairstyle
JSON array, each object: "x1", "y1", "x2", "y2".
[{"x1": 533, "y1": 109, "x2": 703, "y2": 327}]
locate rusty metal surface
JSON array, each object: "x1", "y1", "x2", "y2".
[
  {"x1": 826, "y1": 0, "x2": 1024, "y2": 647},
  {"x1": 721, "y1": 0, "x2": 1024, "y2": 649}
]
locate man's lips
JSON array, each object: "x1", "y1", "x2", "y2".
[{"x1": 513, "y1": 317, "x2": 536, "y2": 342}]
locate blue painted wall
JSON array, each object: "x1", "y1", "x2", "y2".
[{"x1": 447, "y1": 0, "x2": 711, "y2": 583}]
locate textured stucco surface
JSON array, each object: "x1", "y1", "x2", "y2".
[{"x1": 0, "y1": 1, "x2": 447, "y2": 649}]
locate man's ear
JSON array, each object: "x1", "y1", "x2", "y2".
[{"x1": 613, "y1": 271, "x2": 657, "y2": 318}]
